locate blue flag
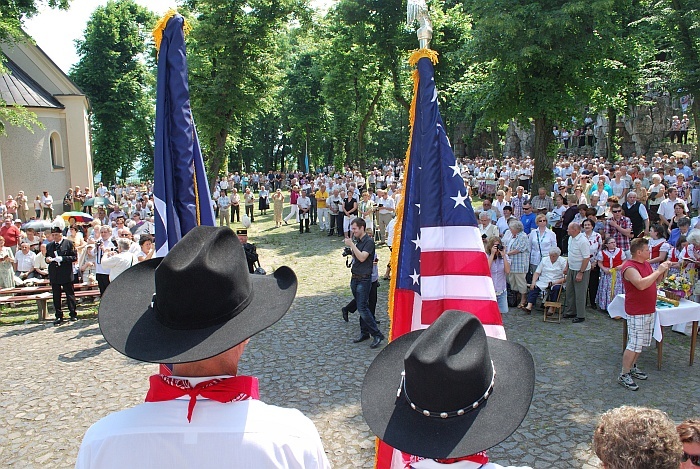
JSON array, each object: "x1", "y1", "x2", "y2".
[{"x1": 153, "y1": 13, "x2": 215, "y2": 257}]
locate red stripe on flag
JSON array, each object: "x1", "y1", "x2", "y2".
[
  {"x1": 420, "y1": 298, "x2": 503, "y2": 326},
  {"x1": 420, "y1": 251, "x2": 491, "y2": 277},
  {"x1": 390, "y1": 289, "x2": 417, "y2": 340}
]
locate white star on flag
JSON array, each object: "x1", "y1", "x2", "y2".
[
  {"x1": 412, "y1": 232, "x2": 421, "y2": 250},
  {"x1": 409, "y1": 269, "x2": 420, "y2": 285},
  {"x1": 451, "y1": 191, "x2": 468, "y2": 208},
  {"x1": 448, "y1": 163, "x2": 461, "y2": 178}
]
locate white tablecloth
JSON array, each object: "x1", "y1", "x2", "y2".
[{"x1": 608, "y1": 294, "x2": 700, "y2": 342}]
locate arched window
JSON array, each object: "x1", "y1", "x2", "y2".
[{"x1": 50, "y1": 132, "x2": 64, "y2": 169}]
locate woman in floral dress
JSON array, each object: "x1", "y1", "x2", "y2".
[{"x1": 595, "y1": 237, "x2": 628, "y2": 311}]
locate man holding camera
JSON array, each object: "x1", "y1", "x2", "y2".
[{"x1": 344, "y1": 218, "x2": 384, "y2": 349}]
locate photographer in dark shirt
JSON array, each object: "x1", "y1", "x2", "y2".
[{"x1": 344, "y1": 217, "x2": 384, "y2": 349}]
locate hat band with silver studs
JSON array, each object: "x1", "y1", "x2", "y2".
[{"x1": 396, "y1": 361, "x2": 495, "y2": 419}]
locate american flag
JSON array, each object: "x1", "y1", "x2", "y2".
[{"x1": 376, "y1": 52, "x2": 505, "y2": 469}]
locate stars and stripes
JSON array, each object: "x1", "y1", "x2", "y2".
[
  {"x1": 377, "y1": 51, "x2": 504, "y2": 469},
  {"x1": 387, "y1": 54, "x2": 504, "y2": 342}
]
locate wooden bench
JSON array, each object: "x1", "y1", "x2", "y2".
[{"x1": 0, "y1": 283, "x2": 101, "y2": 320}]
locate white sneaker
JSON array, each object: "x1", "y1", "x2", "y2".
[{"x1": 618, "y1": 373, "x2": 639, "y2": 391}]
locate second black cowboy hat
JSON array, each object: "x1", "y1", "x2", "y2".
[
  {"x1": 362, "y1": 311, "x2": 535, "y2": 459},
  {"x1": 98, "y1": 226, "x2": 297, "y2": 363}
]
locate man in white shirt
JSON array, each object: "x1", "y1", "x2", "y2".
[
  {"x1": 376, "y1": 190, "x2": 395, "y2": 243},
  {"x1": 658, "y1": 187, "x2": 689, "y2": 229},
  {"x1": 564, "y1": 222, "x2": 590, "y2": 323},
  {"x1": 31, "y1": 242, "x2": 49, "y2": 279},
  {"x1": 100, "y1": 238, "x2": 139, "y2": 281},
  {"x1": 77, "y1": 226, "x2": 329, "y2": 469},
  {"x1": 14, "y1": 242, "x2": 36, "y2": 281}
]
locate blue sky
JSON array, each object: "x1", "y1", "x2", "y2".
[{"x1": 24, "y1": 0, "x2": 335, "y2": 73}]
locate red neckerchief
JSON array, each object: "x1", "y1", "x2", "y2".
[
  {"x1": 403, "y1": 451, "x2": 489, "y2": 467},
  {"x1": 145, "y1": 374, "x2": 259, "y2": 422}
]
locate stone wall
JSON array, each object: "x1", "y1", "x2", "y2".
[{"x1": 496, "y1": 95, "x2": 696, "y2": 160}]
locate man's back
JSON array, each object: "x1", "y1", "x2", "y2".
[{"x1": 77, "y1": 399, "x2": 330, "y2": 469}]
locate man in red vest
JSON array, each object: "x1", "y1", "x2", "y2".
[{"x1": 618, "y1": 237, "x2": 671, "y2": 390}]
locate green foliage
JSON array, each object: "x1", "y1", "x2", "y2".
[
  {"x1": 183, "y1": 0, "x2": 308, "y2": 182},
  {"x1": 69, "y1": 0, "x2": 155, "y2": 184},
  {"x1": 0, "y1": 0, "x2": 70, "y2": 134}
]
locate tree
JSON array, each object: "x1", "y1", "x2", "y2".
[
  {"x1": 183, "y1": 0, "x2": 308, "y2": 187},
  {"x1": 70, "y1": 0, "x2": 156, "y2": 184},
  {"x1": 460, "y1": 0, "x2": 619, "y2": 188},
  {"x1": 0, "y1": 0, "x2": 70, "y2": 134},
  {"x1": 640, "y1": 0, "x2": 700, "y2": 153}
]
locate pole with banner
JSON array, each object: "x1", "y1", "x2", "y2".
[
  {"x1": 151, "y1": 11, "x2": 216, "y2": 374},
  {"x1": 375, "y1": 1, "x2": 505, "y2": 467}
]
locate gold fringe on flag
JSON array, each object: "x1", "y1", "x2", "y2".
[
  {"x1": 153, "y1": 9, "x2": 192, "y2": 53},
  {"x1": 386, "y1": 48, "x2": 439, "y2": 342}
]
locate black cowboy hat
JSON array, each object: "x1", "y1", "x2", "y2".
[
  {"x1": 362, "y1": 311, "x2": 534, "y2": 459},
  {"x1": 98, "y1": 226, "x2": 297, "y2": 364}
]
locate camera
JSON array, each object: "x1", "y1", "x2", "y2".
[
  {"x1": 342, "y1": 246, "x2": 353, "y2": 257},
  {"x1": 497, "y1": 244, "x2": 503, "y2": 251}
]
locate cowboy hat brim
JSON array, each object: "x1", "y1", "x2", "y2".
[
  {"x1": 99, "y1": 259, "x2": 297, "y2": 364},
  {"x1": 362, "y1": 330, "x2": 534, "y2": 459}
]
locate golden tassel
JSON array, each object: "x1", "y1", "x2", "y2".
[{"x1": 153, "y1": 9, "x2": 192, "y2": 54}]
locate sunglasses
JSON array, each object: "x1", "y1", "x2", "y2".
[
  {"x1": 683, "y1": 452, "x2": 700, "y2": 466},
  {"x1": 612, "y1": 210, "x2": 622, "y2": 213}
]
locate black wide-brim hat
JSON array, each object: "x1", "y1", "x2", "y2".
[
  {"x1": 362, "y1": 311, "x2": 535, "y2": 459},
  {"x1": 99, "y1": 226, "x2": 297, "y2": 364}
]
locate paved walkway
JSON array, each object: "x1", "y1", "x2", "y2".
[{"x1": 2, "y1": 218, "x2": 699, "y2": 467}]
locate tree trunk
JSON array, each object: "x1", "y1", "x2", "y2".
[
  {"x1": 692, "y1": 98, "x2": 700, "y2": 161},
  {"x1": 358, "y1": 87, "x2": 383, "y2": 172},
  {"x1": 207, "y1": 129, "x2": 228, "y2": 192},
  {"x1": 532, "y1": 117, "x2": 553, "y2": 192},
  {"x1": 490, "y1": 120, "x2": 500, "y2": 158},
  {"x1": 607, "y1": 107, "x2": 617, "y2": 162}
]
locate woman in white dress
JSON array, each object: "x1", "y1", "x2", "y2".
[{"x1": 582, "y1": 218, "x2": 602, "y2": 308}]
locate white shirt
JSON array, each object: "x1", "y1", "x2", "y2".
[
  {"x1": 15, "y1": 250, "x2": 36, "y2": 272},
  {"x1": 100, "y1": 251, "x2": 139, "y2": 281},
  {"x1": 534, "y1": 256, "x2": 568, "y2": 290},
  {"x1": 567, "y1": 232, "x2": 591, "y2": 271},
  {"x1": 658, "y1": 197, "x2": 689, "y2": 221},
  {"x1": 529, "y1": 228, "x2": 557, "y2": 266},
  {"x1": 378, "y1": 196, "x2": 395, "y2": 214},
  {"x1": 76, "y1": 398, "x2": 330, "y2": 469}
]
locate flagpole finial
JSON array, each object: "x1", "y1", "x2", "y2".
[{"x1": 407, "y1": 0, "x2": 433, "y2": 49}]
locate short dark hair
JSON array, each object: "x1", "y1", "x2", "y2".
[
  {"x1": 139, "y1": 234, "x2": 153, "y2": 246},
  {"x1": 351, "y1": 217, "x2": 366, "y2": 229},
  {"x1": 503, "y1": 205, "x2": 513, "y2": 212}
]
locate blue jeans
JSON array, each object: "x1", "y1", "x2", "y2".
[
  {"x1": 350, "y1": 277, "x2": 382, "y2": 338},
  {"x1": 496, "y1": 290, "x2": 509, "y2": 314}
]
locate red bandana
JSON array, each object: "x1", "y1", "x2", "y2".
[
  {"x1": 403, "y1": 451, "x2": 489, "y2": 467},
  {"x1": 145, "y1": 374, "x2": 259, "y2": 422}
]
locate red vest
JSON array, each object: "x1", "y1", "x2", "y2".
[
  {"x1": 620, "y1": 260, "x2": 656, "y2": 316},
  {"x1": 601, "y1": 248, "x2": 624, "y2": 269},
  {"x1": 668, "y1": 248, "x2": 680, "y2": 263}
]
